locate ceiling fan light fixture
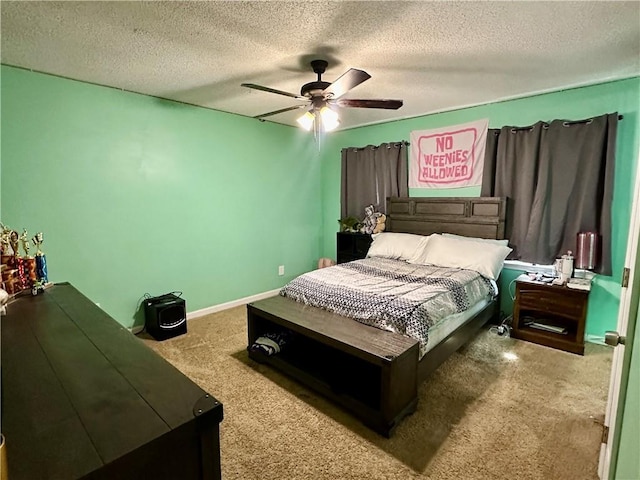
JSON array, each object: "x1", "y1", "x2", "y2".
[
  {"x1": 320, "y1": 106, "x2": 340, "y2": 132},
  {"x1": 242, "y1": 59, "x2": 403, "y2": 132},
  {"x1": 296, "y1": 111, "x2": 315, "y2": 131}
]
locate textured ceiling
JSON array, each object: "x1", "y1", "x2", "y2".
[{"x1": 1, "y1": 1, "x2": 639, "y2": 131}]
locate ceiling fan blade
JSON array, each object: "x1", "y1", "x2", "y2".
[
  {"x1": 322, "y1": 69, "x2": 371, "y2": 99},
  {"x1": 241, "y1": 83, "x2": 306, "y2": 100},
  {"x1": 332, "y1": 99, "x2": 403, "y2": 110},
  {"x1": 254, "y1": 104, "x2": 307, "y2": 120}
]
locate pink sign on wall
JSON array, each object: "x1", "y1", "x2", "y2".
[{"x1": 409, "y1": 118, "x2": 489, "y2": 188}]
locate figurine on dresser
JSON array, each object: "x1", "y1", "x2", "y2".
[
  {"x1": 32, "y1": 232, "x2": 49, "y2": 283},
  {"x1": 1, "y1": 225, "x2": 20, "y2": 293}
]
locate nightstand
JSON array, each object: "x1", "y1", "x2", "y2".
[
  {"x1": 336, "y1": 232, "x2": 372, "y2": 264},
  {"x1": 511, "y1": 275, "x2": 589, "y2": 355}
]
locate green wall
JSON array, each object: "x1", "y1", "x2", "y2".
[{"x1": 1, "y1": 65, "x2": 320, "y2": 328}]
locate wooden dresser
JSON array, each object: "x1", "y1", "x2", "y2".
[{"x1": 1, "y1": 283, "x2": 223, "y2": 479}]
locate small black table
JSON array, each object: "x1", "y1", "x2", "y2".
[
  {"x1": 1, "y1": 282, "x2": 223, "y2": 479},
  {"x1": 336, "y1": 232, "x2": 373, "y2": 263}
]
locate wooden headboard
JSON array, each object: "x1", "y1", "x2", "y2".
[{"x1": 386, "y1": 197, "x2": 506, "y2": 240}]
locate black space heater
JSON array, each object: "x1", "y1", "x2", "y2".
[{"x1": 144, "y1": 293, "x2": 187, "y2": 341}]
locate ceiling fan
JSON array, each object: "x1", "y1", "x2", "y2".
[{"x1": 241, "y1": 59, "x2": 403, "y2": 133}]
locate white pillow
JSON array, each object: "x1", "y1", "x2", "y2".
[
  {"x1": 367, "y1": 232, "x2": 430, "y2": 261},
  {"x1": 410, "y1": 234, "x2": 512, "y2": 280},
  {"x1": 406, "y1": 234, "x2": 438, "y2": 264},
  {"x1": 442, "y1": 233, "x2": 509, "y2": 246}
]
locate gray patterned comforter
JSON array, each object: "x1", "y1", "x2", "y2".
[{"x1": 280, "y1": 257, "x2": 496, "y2": 358}]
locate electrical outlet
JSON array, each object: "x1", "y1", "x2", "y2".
[{"x1": 278, "y1": 265, "x2": 285, "y2": 276}]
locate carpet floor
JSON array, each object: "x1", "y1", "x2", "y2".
[{"x1": 142, "y1": 305, "x2": 612, "y2": 480}]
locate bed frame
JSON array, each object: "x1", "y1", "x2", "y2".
[{"x1": 247, "y1": 197, "x2": 506, "y2": 437}]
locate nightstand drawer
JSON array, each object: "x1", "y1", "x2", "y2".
[{"x1": 517, "y1": 288, "x2": 585, "y2": 318}]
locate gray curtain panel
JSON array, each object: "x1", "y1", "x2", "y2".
[
  {"x1": 480, "y1": 129, "x2": 501, "y2": 197},
  {"x1": 524, "y1": 114, "x2": 617, "y2": 275},
  {"x1": 482, "y1": 113, "x2": 617, "y2": 275},
  {"x1": 340, "y1": 142, "x2": 408, "y2": 219},
  {"x1": 494, "y1": 122, "x2": 546, "y2": 260}
]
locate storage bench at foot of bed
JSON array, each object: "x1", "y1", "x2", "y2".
[{"x1": 247, "y1": 295, "x2": 419, "y2": 437}]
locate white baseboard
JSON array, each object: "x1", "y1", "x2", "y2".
[
  {"x1": 186, "y1": 288, "x2": 281, "y2": 320},
  {"x1": 586, "y1": 334, "x2": 607, "y2": 345},
  {"x1": 130, "y1": 325, "x2": 145, "y2": 335},
  {"x1": 128, "y1": 288, "x2": 281, "y2": 334}
]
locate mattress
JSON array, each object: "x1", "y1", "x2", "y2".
[
  {"x1": 423, "y1": 298, "x2": 490, "y2": 355},
  {"x1": 280, "y1": 257, "x2": 496, "y2": 358}
]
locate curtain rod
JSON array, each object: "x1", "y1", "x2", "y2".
[
  {"x1": 505, "y1": 114, "x2": 623, "y2": 134},
  {"x1": 345, "y1": 114, "x2": 624, "y2": 142},
  {"x1": 342, "y1": 140, "x2": 409, "y2": 153}
]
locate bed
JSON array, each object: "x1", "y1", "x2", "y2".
[{"x1": 246, "y1": 197, "x2": 507, "y2": 437}]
